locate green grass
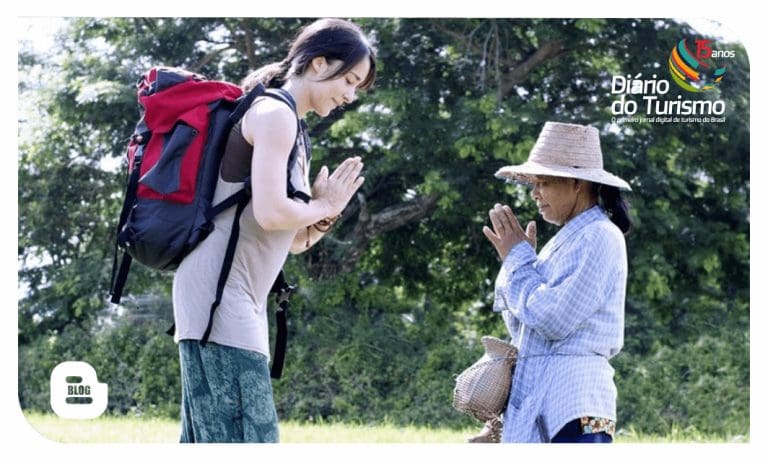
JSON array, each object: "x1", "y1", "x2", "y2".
[
  {"x1": 23, "y1": 412, "x2": 476, "y2": 443},
  {"x1": 22, "y1": 412, "x2": 747, "y2": 444},
  {"x1": 615, "y1": 425, "x2": 748, "y2": 443}
]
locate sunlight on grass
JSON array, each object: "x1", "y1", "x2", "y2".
[
  {"x1": 22, "y1": 412, "x2": 747, "y2": 444},
  {"x1": 23, "y1": 412, "x2": 477, "y2": 443}
]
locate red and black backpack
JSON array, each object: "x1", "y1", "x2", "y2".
[{"x1": 109, "y1": 67, "x2": 310, "y2": 378}]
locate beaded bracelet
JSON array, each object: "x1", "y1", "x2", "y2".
[
  {"x1": 305, "y1": 214, "x2": 342, "y2": 248},
  {"x1": 312, "y1": 214, "x2": 342, "y2": 233}
]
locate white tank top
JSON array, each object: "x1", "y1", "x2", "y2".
[{"x1": 172, "y1": 109, "x2": 310, "y2": 358}]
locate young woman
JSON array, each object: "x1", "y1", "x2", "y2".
[
  {"x1": 483, "y1": 122, "x2": 631, "y2": 443},
  {"x1": 171, "y1": 18, "x2": 376, "y2": 443}
]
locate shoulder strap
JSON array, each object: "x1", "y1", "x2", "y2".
[
  {"x1": 264, "y1": 88, "x2": 297, "y2": 112},
  {"x1": 229, "y1": 83, "x2": 267, "y2": 125}
]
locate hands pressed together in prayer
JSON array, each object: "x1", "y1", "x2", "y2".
[
  {"x1": 311, "y1": 156, "x2": 365, "y2": 217},
  {"x1": 482, "y1": 204, "x2": 537, "y2": 260}
]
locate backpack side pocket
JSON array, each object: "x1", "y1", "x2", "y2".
[{"x1": 140, "y1": 122, "x2": 198, "y2": 195}]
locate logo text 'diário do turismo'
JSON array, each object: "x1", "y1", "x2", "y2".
[{"x1": 610, "y1": 37, "x2": 735, "y2": 124}]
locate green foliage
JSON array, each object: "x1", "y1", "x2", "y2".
[
  {"x1": 270, "y1": 271, "x2": 477, "y2": 428},
  {"x1": 134, "y1": 333, "x2": 181, "y2": 418},
  {"x1": 19, "y1": 317, "x2": 181, "y2": 419},
  {"x1": 18, "y1": 324, "x2": 94, "y2": 411},
  {"x1": 18, "y1": 17, "x2": 748, "y2": 437},
  {"x1": 614, "y1": 330, "x2": 749, "y2": 436}
]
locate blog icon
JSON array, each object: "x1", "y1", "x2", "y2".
[{"x1": 50, "y1": 361, "x2": 108, "y2": 419}]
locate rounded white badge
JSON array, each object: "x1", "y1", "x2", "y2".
[{"x1": 50, "y1": 361, "x2": 108, "y2": 419}]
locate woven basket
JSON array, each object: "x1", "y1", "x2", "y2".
[{"x1": 452, "y1": 336, "x2": 517, "y2": 422}]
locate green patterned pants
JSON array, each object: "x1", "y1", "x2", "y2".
[{"x1": 178, "y1": 340, "x2": 279, "y2": 443}]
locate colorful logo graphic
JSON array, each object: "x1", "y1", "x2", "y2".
[{"x1": 668, "y1": 38, "x2": 727, "y2": 92}]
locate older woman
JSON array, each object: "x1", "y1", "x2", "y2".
[{"x1": 483, "y1": 122, "x2": 632, "y2": 443}]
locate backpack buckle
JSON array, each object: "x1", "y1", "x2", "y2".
[{"x1": 275, "y1": 284, "x2": 296, "y2": 307}]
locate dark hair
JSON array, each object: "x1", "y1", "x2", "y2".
[
  {"x1": 242, "y1": 18, "x2": 377, "y2": 92},
  {"x1": 593, "y1": 184, "x2": 633, "y2": 235}
]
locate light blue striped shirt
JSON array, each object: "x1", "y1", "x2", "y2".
[{"x1": 493, "y1": 205, "x2": 627, "y2": 442}]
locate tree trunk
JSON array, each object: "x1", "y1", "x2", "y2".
[
  {"x1": 310, "y1": 193, "x2": 440, "y2": 276},
  {"x1": 500, "y1": 40, "x2": 567, "y2": 98}
]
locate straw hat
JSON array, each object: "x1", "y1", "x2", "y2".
[{"x1": 495, "y1": 122, "x2": 632, "y2": 191}]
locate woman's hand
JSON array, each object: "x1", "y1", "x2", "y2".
[
  {"x1": 311, "y1": 157, "x2": 365, "y2": 217},
  {"x1": 482, "y1": 203, "x2": 537, "y2": 260}
]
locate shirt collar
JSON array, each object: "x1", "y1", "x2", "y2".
[{"x1": 540, "y1": 205, "x2": 606, "y2": 257}]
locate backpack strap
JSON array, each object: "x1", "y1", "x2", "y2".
[
  {"x1": 109, "y1": 253, "x2": 132, "y2": 305},
  {"x1": 269, "y1": 270, "x2": 294, "y2": 379},
  {"x1": 109, "y1": 135, "x2": 148, "y2": 304},
  {"x1": 198, "y1": 176, "x2": 293, "y2": 379},
  {"x1": 229, "y1": 83, "x2": 267, "y2": 125},
  {"x1": 200, "y1": 177, "x2": 252, "y2": 347}
]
